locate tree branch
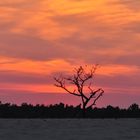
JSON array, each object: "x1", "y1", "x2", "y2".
[
  {"x1": 87, "y1": 89, "x2": 104, "y2": 108},
  {"x1": 54, "y1": 77, "x2": 81, "y2": 97}
]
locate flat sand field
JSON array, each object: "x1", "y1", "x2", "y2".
[{"x1": 0, "y1": 119, "x2": 139, "y2": 140}]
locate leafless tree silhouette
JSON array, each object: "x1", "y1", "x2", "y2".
[{"x1": 54, "y1": 65, "x2": 104, "y2": 117}]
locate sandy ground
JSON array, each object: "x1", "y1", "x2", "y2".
[{"x1": 0, "y1": 119, "x2": 139, "y2": 140}]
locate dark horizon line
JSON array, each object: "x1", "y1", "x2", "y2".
[
  {"x1": 0, "y1": 100, "x2": 139, "y2": 109},
  {"x1": 0, "y1": 101, "x2": 139, "y2": 118}
]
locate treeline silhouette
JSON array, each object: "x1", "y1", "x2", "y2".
[{"x1": 0, "y1": 101, "x2": 139, "y2": 118}]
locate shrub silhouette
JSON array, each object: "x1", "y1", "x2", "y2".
[
  {"x1": 0, "y1": 101, "x2": 139, "y2": 118},
  {"x1": 128, "y1": 103, "x2": 139, "y2": 111}
]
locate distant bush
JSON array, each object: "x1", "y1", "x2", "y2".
[{"x1": 0, "y1": 101, "x2": 139, "y2": 118}]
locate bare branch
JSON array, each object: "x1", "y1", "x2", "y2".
[
  {"x1": 54, "y1": 77, "x2": 81, "y2": 97},
  {"x1": 87, "y1": 89, "x2": 104, "y2": 108},
  {"x1": 89, "y1": 88, "x2": 102, "y2": 100}
]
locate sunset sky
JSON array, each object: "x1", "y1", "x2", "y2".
[{"x1": 0, "y1": 0, "x2": 140, "y2": 107}]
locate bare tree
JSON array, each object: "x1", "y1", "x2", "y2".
[{"x1": 54, "y1": 65, "x2": 104, "y2": 117}]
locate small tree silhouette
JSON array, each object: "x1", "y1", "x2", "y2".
[
  {"x1": 128, "y1": 103, "x2": 139, "y2": 111},
  {"x1": 54, "y1": 65, "x2": 104, "y2": 117}
]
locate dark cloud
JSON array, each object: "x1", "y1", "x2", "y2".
[
  {"x1": 58, "y1": 32, "x2": 140, "y2": 66},
  {"x1": 85, "y1": 52, "x2": 140, "y2": 66},
  {"x1": 1, "y1": 30, "x2": 140, "y2": 66},
  {"x1": 123, "y1": 21, "x2": 140, "y2": 33},
  {"x1": 0, "y1": 70, "x2": 78, "y2": 85},
  {"x1": 112, "y1": 0, "x2": 140, "y2": 11},
  {"x1": 0, "y1": 0, "x2": 38, "y2": 8},
  {"x1": 94, "y1": 73, "x2": 140, "y2": 89},
  {"x1": 0, "y1": 71, "x2": 53, "y2": 85},
  {"x1": 0, "y1": 32, "x2": 85, "y2": 61},
  {"x1": 52, "y1": 12, "x2": 140, "y2": 65}
]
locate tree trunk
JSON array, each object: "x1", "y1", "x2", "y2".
[{"x1": 82, "y1": 105, "x2": 86, "y2": 118}]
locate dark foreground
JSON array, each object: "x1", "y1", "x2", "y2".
[
  {"x1": 0, "y1": 102, "x2": 140, "y2": 118},
  {"x1": 0, "y1": 119, "x2": 139, "y2": 140}
]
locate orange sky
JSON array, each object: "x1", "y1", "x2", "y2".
[{"x1": 0, "y1": 0, "x2": 140, "y2": 107}]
